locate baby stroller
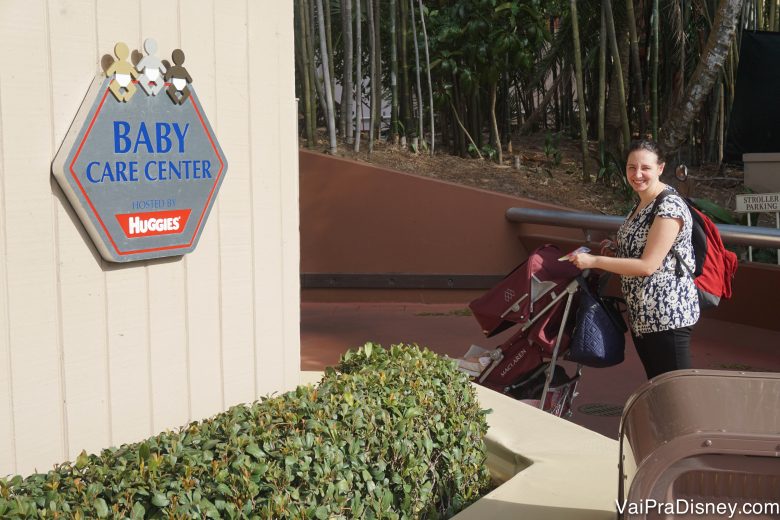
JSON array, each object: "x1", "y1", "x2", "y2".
[{"x1": 463, "y1": 244, "x2": 586, "y2": 417}]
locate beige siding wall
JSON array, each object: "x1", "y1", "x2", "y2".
[{"x1": 0, "y1": 0, "x2": 300, "y2": 477}]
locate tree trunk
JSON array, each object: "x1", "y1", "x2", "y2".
[
  {"x1": 389, "y1": 0, "x2": 400, "y2": 144},
  {"x1": 673, "y1": 0, "x2": 685, "y2": 106},
  {"x1": 409, "y1": 0, "x2": 424, "y2": 147},
  {"x1": 625, "y1": 0, "x2": 647, "y2": 134},
  {"x1": 718, "y1": 77, "x2": 725, "y2": 162},
  {"x1": 604, "y1": 0, "x2": 631, "y2": 151},
  {"x1": 324, "y1": 0, "x2": 336, "y2": 97},
  {"x1": 571, "y1": 0, "x2": 589, "y2": 180},
  {"x1": 367, "y1": 0, "x2": 376, "y2": 152},
  {"x1": 342, "y1": 0, "x2": 354, "y2": 144},
  {"x1": 316, "y1": 0, "x2": 337, "y2": 154},
  {"x1": 489, "y1": 82, "x2": 502, "y2": 163},
  {"x1": 472, "y1": 90, "x2": 482, "y2": 147},
  {"x1": 419, "y1": 0, "x2": 435, "y2": 155},
  {"x1": 449, "y1": 99, "x2": 483, "y2": 159},
  {"x1": 707, "y1": 75, "x2": 721, "y2": 161},
  {"x1": 305, "y1": 0, "x2": 326, "y2": 115},
  {"x1": 373, "y1": 0, "x2": 382, "y2": 142},
  {"x1": 598, "y1": 2, "x2": 607, "y2": 144},
  {"x1": 399, "y1": 0, "x2": 411, "y2": 143},
  {"x1": 297, "y1": 0, "x2": 316, "y2": 148},
  {"x1": 354, "y1": 0, "x2": 362, "y2": 152},
  {"x1": 651, "y1": 0, "x2": 659, "y2": 140},
  {"x1": 518, "y1": 72, "x2": 565, "y2": 134},
  {"x1": 453, "y1": 79, "x2": 465, "y2": 156},
  {"x1": 660, "y1": 0, "x2": 744, "y2": 154}
]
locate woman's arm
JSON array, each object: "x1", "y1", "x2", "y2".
[{"x1": 570, "y1": 216, "x2": 682, "y2": 276}]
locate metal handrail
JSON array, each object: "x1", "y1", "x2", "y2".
[{"x1": 506, "y1": 207, "x2": 780, "y2": 248}]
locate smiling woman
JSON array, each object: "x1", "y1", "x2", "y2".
[{"x1": 569, "y1": 139, "x2": 700, "y2": 379}]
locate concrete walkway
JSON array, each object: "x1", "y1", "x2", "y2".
[{"x1": 301, "y1": 302, "x2": 780, "y2": 440}]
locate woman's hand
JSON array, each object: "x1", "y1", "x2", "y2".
[{"x1": 569, "y1": 252, "x2": 598, "y2": 270}]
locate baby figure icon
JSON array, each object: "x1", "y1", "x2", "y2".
[{"x1": 136, "y1": 38, "x2": 166, "y2": 96}]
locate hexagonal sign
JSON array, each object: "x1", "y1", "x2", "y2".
[{"x1": 53, "y1": 40, "x2": 227, "y2": 262}]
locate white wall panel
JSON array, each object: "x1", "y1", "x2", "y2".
[
  {"x1": 179, "y1": 0, "x2": 225, "y2": 421},
  {"x1": 215, "y1": 0, "x2": 255, "y2": 408},
  {"x1": 0, "y1": 0, "x2": 300, "y2": 478},
  {"x1": 0, "y1": 0, "x2": 66, "y2": 473},
  {"x1": 276, "y1": 1, "x2": 302, "y2": 392},
  {"x1": 96, "y1": 1, "x2": 153, "y2": 448},
  {"x1": 248, "y1": 0, "x2": 286, "y2": 396},
  {"x1": 139, "y1": 0, "x2": 191, "y2": 437},
  {"x1": 48, "y1": 0, "x2": 112, "y2": 462},
  {"x1": 0, "y1": 55, "x2": 17, "y2": 477}
]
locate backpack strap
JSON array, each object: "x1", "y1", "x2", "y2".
[{"x1": 647, "y1": 188, "x2": 693, "y2": 278}]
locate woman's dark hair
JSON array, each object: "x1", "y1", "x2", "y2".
[{"x1": 627, "y1": 139, "x2": 665, "y2": 163}]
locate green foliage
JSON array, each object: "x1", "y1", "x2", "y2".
[
  {"x1": 0, "y1": 343, "x2": 490, "y2": 519},
  {"x1": 690, "y1": 198, "x2": 738, "y2": 225},
  {"x1": 428, "y1": 0, "x2": 551, "y2": 92},
  {"x1": 468, "y1": 143, "x2": 497, "y2": 160},
  {"x1": 543, "y1": 132, "x2": 562, "y2": 166},
  {"x1": 596, "y1": 143, "x2": 631, "y2": 198}
]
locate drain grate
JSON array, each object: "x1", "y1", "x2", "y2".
[{"x1": 578, "y1": 403, "x2": 624, "y2": 417}]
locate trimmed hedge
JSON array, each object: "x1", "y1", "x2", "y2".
[{"x1": 0, "y1": 343, "x2": 490, "y2": 519}]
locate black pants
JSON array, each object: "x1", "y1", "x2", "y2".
[{"x1": 631, "y1": 326, "x2": 693, "y2": 380}]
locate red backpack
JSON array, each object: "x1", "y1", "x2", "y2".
[{"x1": 651, "y1": 191, "x2": 738, "y2": 309}]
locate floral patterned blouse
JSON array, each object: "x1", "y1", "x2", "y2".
[{"x1": 616, "y1": 187, "x2": 700, "y2": 334}]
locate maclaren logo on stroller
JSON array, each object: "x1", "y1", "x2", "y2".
[{"x1": 500, "y1": 348, "x2": 530, "y2": 379}]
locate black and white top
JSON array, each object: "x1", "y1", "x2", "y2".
[{"x1": 616, "y1": 188, "x2": 700, "y2": 334}]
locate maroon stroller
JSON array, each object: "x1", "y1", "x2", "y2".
[{"x1": 465, "y1": 244, "x2": 585, "y2": 417}]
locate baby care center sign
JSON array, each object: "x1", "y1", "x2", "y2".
[{"x1": 53, "y1": 39, "x2": 228, "y2": 262}]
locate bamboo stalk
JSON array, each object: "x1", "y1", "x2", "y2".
[
  {"x1": 354, "y1": 0, "x2": 362, "y2": 152},
  {"x1": 571, "y1": 0, "x2": 590, "y2": 180},
  {"x1": 604, "y1": 0, "x2": 631, "y2": 150},
  {"x1": 367, "y1": 0, "x2": 376, "y2": 152},
  {"x1": 316, "y1": 0, "x2": 338, "y2": 154},
  {"x1": 598, "y1": 3, "x2": 607, "y2": 145},
  {"x1": 409, "y1": 0, "x2": 424, "y2": 148},
  {"x1": 448, "y1": 99, "x2": 482, "y2": 160},
  {"x1": 389, "y1": 0, "x2": 399, "y2": 144},
  {"x1": 651, "y1": 0, "x2": 659, "y2": 140},
  {"x1": 418, "y1": 0, "x2": 435, "y2": 155}
]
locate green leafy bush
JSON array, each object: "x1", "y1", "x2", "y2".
[{"x1": 0, "y1": 343, "x2": 490, "y2": 519}]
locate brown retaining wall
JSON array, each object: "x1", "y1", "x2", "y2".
[{"x1": 300, "y1": 150, "x2": 780, "y2": 331}]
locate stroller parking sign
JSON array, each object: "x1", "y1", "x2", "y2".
[{"x1": 52, "y1": 40, "x2": 228, "y2": 263}]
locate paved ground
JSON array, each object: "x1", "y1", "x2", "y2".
[{"x1": 301, "y1": 302, "x2": 780, "y2": 439}]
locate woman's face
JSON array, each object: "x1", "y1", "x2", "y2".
[{"x1": 626, "y1": 149, "x2": 664, "y2": 195}]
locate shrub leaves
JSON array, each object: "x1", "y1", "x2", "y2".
[{"x1": 0, "y1": 343, "x2": 490, "y2": 519}]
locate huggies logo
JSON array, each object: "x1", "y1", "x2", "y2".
[{"x1": 115, "y1": 209, "x2": 192, "y2": 238}]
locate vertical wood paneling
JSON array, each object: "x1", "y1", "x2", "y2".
[
  {"x1": 0, "y1": 0, "x2": 66, "y2": 472},
  {"x1": 276, "y1": 1, "x2": 302, "y2": 392},
  {"x1": 48, "y1": 0, "x2": 112, "y2": 461},
  {"x1": 248, "y1": 0, "x2": 285, "y2": 396},
  {"x1": 180, "y1": 0, "x2": 224, "y2": 421},
  {"x1": 139, "y1": 0, "x2": 190, "y2": 434},
  {"x1": 215, "y1": 0, "x2": 255, "y2": 407},
  {"x1": 0, "y1": 70, "x2": 17, "y2": 476},
  {"x1": 96, "y1": 3, "x2": 152, "y2": 446}
]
